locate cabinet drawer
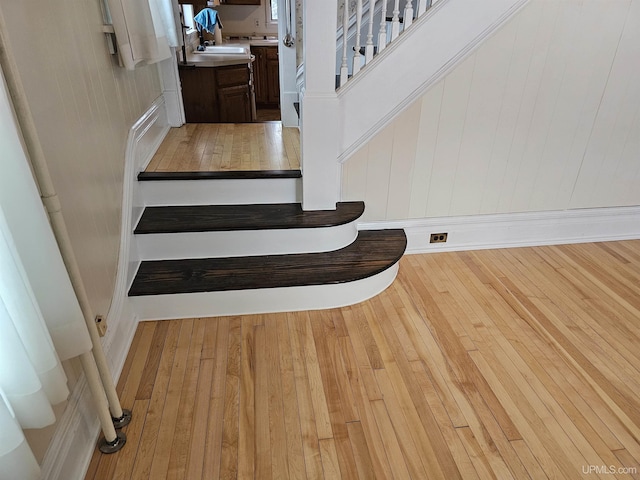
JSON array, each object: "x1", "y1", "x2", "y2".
[{"x1": 216, "y1": 66, "x2": 249, "y2": 87}]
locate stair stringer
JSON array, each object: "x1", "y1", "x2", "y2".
[{"x1": 336, "y1": 0, "x2": 529, "y2": 163}]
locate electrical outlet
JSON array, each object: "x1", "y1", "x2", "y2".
[
  {"x1": 430, "y1": 232, "x2": 448, "y2": 243},
  {"x1": 95, "y1": 315, "x2": 107, "y2": 337},
  {"x1": 254, "y1": 19, "x2": 260, "y2": 27}
]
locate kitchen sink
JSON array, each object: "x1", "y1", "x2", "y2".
[{"x1": 193, "y1": 46, "x2": 249, "y2": 55}]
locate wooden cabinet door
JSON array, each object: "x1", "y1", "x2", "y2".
[
  {"x1": 218, "y1": 85, "x2": 252, "y2": 123},
  {"x1": 179, "y1": 66, "x2": 219, "y2": 123},
  {"x1": 252, "y1": 46, "x2": 279, "y2": 108},
  {"x1": 251, "y1": 47, "x2": 268, "y2": 106},
  {"x1": 266, "y1": 47, "x2": 280, "y2": 105}
]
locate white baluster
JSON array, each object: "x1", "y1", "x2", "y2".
[
  {"x1": 365, "y1": 0, "x2": 376, "y2": 63},
  {"x1": 352, "y1": 0, "x2": 363, "y2": 75},
  {"x1": 391, "y1": 0, "x2": 401, "y2": 41},
  {"x1": 340, "y1": 0, "x2": 349, "y2": 87},
  {"x1": 377, "y1": 0, "x2": 388, "y2": 52},
  {"x1": 403, "y1": 0, "x2": 414, "y2": 29},
  {"x1": 417, "y1": 0, "x2": 431, "y2": 17}
]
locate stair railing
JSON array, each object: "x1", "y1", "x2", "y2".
[{"x1": 337, "y1": 0, "x2": 437, "y2": 88}]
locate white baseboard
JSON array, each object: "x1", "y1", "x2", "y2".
[
  {"x1": 41, "y1": 97, "x2": 170, "y2": 480},
  {"x1": 40, "y1": 376, "x2": 99, "y2": 480},
  {"x1": 358, "y1": 206, "x2": 640, "y2": 254}
]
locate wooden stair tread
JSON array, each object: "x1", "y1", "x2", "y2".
[
  {"x1": 138, "y1": 170, "x2": 301, "y2": 181},
  {"x1": 128, "y1": 229, "x2": 406, "y2": 296},
  {"x1": 135, "y1": 202, "x2": 365, "y2": 234}
]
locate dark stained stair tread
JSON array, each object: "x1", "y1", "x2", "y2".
[
  {"x1": 128, "y1": 229, "x2": 406, "y2": 296},
  {"x1": 134, "y1": 202, "x2": 365, "y2": 234},
  {"x1": 138, "y1": 170, "x2": 301, "y2": 181}
]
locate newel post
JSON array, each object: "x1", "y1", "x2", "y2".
[{"x1": 300, "y1": 0, "x2": 339, "y2": 210}]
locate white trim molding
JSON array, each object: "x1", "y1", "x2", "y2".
[
  {"x1": 101, "y1": 94, "x2": 170, "y2": 358},
  {"x1": 358, "y1": 206, "x2": 640, "y2": 254}
]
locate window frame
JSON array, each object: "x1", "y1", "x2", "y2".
[{"x1": 266, "y1": 0, "x2": 278, "y2": 25}]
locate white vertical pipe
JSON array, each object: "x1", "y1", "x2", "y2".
[
  {"x1": 79, "y1": 352, "x2": 118, "y2": 443},
  {"x1": 365, "y1": 0, "x2": 376, "y2": 62},
  {"x1": 352, "y1": 0, "x2": 363, "y2": 75},
  {"x1": 340, "y1": 0, "x2": 349, "y2": 87},
  {"x1": 391, "y1": 0, "x2": 401, "y2": 40},
  {"x1": 41, "y1": 197, "x2": 125, "y2": 423},
  {"x1": 0, "y1": 13, "x2": 125, "y2": 425},
  {"x1": 404, "y1": 0, "x2": 414, "y2": 28},
  {"x1": 377, "y1": 0, "x2": 388, "y2": 51}
]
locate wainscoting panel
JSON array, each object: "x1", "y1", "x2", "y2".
[{"x1": 342, "y1": 0, "x2": 639, "y2": 222}]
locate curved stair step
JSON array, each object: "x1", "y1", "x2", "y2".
[
  {"x1": 128, "y1": 229, "x2": 406, "y2": 319},
  {"x1": 134, "y1": 202, "x2": 365, "y2": 259},
  {"x1": 134, "y1": 201, "x2": 364, "y2": 234}
]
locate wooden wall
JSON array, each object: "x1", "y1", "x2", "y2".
[{"x1": 342, "y1": 0, "x2": 640, "y2": 221}]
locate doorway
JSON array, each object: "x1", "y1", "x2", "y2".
[{"x1": 153, "y1": 0, "x2": 299, "y2": 174}]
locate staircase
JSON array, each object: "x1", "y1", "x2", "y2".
[
  {"x1": 124, "y1": 0, "x2": 529, "y2": 320},
  {"x1": 128, "y1": 170, "x2": 406, "y2": 320}
]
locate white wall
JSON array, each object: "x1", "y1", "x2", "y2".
[
  {"x1": 0, "y1": 0, "x2": 162, "y2": 463},
  {"x1": 342, "y1": 0, "x2": 640, "y2": 221},
  {"x1": 214, "y1": 2, "x2": 277, "y2": 36},
  {"x1": 0, "y1": 0, "x2": 162, "y2": 317}
]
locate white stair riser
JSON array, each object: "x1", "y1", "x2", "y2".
[
  {"x1": 131, "y1": 262, "x2": 399, "y2": 319},
  {"x1": 138, "y1": 177, "x2": 301, "y2": 206},
  {"x1": 136, "y1": 222, "x2": 359, "y2": 260}
]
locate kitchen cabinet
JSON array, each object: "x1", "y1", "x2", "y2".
[
  {"x1": 179, "y1": 63, "x2": 255, "y2": 123},
  {"x1": 251, "y1": 45, "x2": 280, "y2": 107}
]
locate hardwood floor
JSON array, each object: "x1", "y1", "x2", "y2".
[
  {"x1": 145, "y1": 123, "x2": 300, "y2": 172},
  {"x1": 85, "y1": 240, "x2": 640, "y2": 480}
]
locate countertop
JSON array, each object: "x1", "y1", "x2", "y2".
[{"x1": 185, "y1": 39, "x2": 278, "y2": 67}]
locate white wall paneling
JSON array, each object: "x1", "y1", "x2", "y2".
[
  {"x1": 342, "y1": 0, "x2": 640, "y2": 223},
  {"x1": 569, "y1": 0, "x2": 640, "y2": 209},
  {"x1": 336, "y1": 0, "x2": 529, "y2": 161},
  {"x1": 0, "y1": 0, "x2": 163, "y2": 321}
]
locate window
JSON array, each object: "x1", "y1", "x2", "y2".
[
  {"x1": 270, "y1": 0, "x2": 278, "y2": 21},
  {"x1": 182, "y1": 4, "x2": 196, "y2": 33}
]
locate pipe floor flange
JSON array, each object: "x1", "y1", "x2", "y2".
[
  {"x1": 112, "y1": 409, "x2": 132, "y2": 429},
  {"x1": 98, "y1": 431, "x2": 127, "y2": 454}
]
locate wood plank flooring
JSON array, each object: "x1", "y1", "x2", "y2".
[
  {"x1": 145, "y1": 123, "x2": 300, "y2": 172},
  {"x1": 86, "y1": 240, "x2": 640, "y2": 480}
]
